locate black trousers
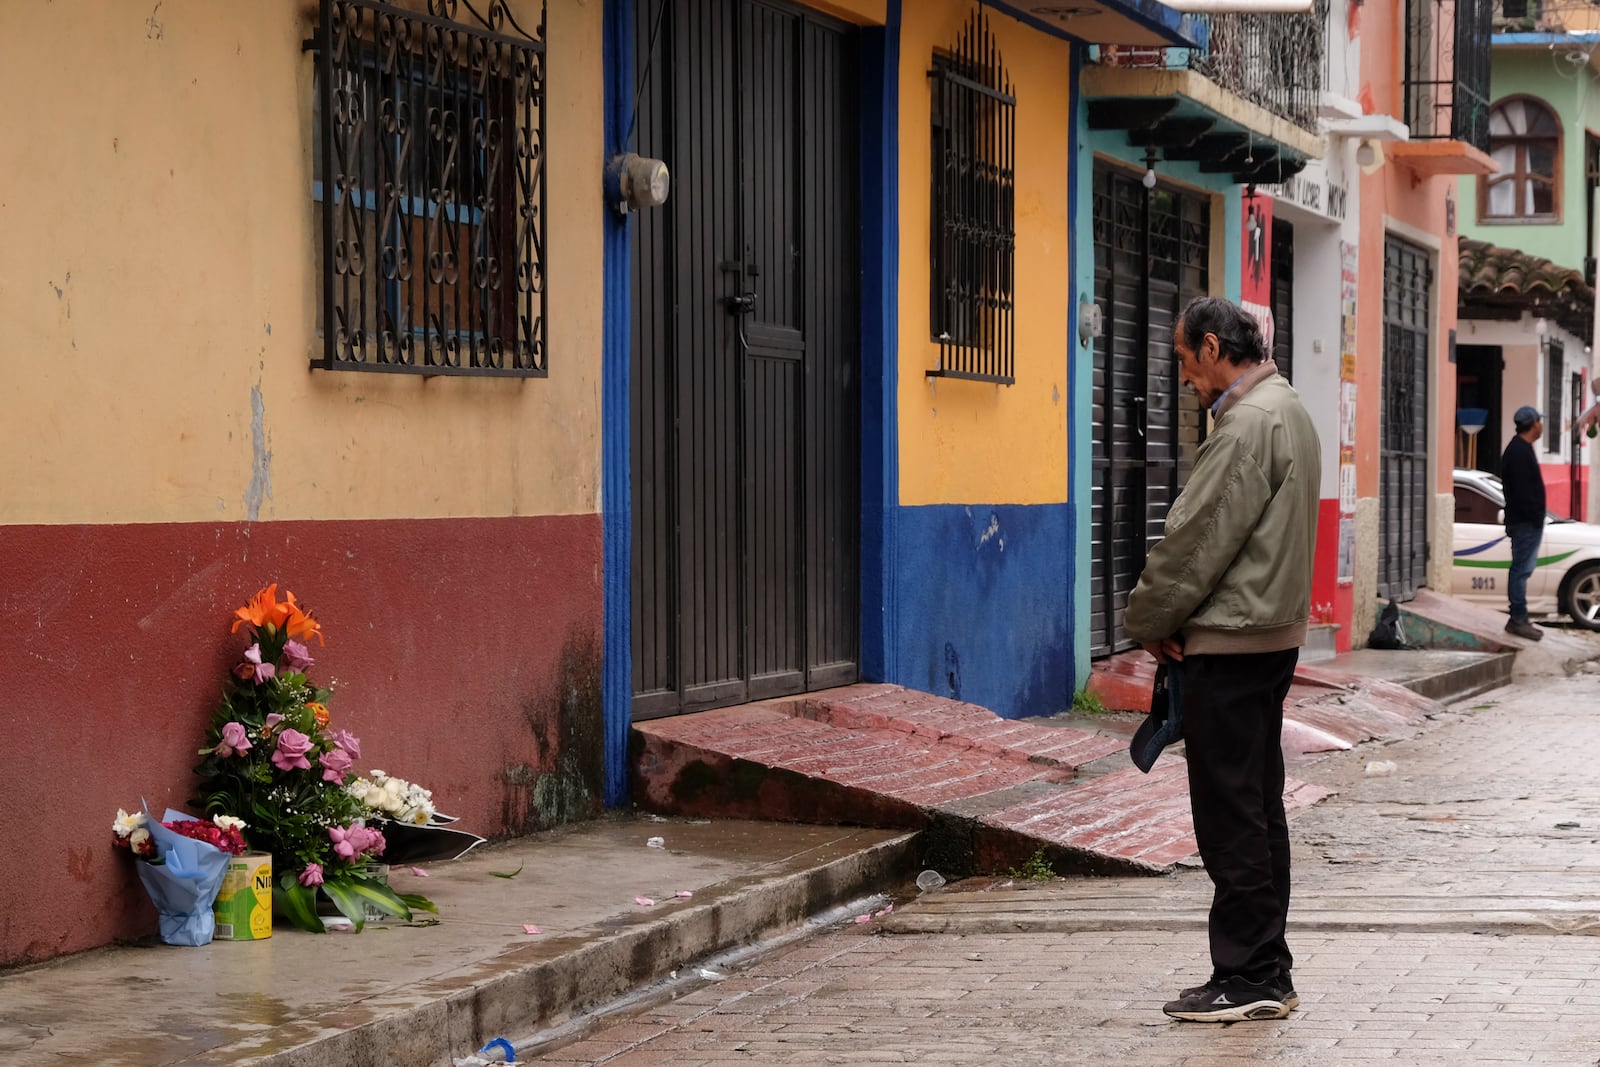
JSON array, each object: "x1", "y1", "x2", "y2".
[{"x1": 1181, "y1": 648, "x2": 1299, "y2": 983}]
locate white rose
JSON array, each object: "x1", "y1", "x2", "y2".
[
  {"x1": 128, "y1": 827, "x2": 151, "y2": 851},
  {"x1": 213, "y1": 815, "x2": 247, "y2": 832}
]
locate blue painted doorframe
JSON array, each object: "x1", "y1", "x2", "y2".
[{"x1": 600, "y1": 0, "x2": 634, "y2": 807}]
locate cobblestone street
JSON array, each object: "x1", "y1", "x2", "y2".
[{"x1": 530, "y1": 671, "x2": 1600, "y2": 1065}]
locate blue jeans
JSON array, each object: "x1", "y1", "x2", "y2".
[{"x1": 1506, "y1": 521, "x2": 1543, "y2": 623}]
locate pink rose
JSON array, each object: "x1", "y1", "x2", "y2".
[
  {"x1": 282, "y1": 639, "x2": 314, "y2": 672},
  {"x1": 328, "y1": 824, "x2": 358, "y2": 860},
  {"x1": 319, "y1": 746, "x2": 354, "y2": 784},
  {"x1": 298, "y1": 863, "x2": 324, "y2": 887},
  {"x1": 214, "y1": 721, "x2": 253, "y2": 758},
  {"x1": 271, "y1": 728, "x2": 314, "y2": 771},
  {"x1": 331, "y1": 729, "x2": 361, "y2": 759}
]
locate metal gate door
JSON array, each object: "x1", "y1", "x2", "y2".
[
  {"x1": 1271, "y1": 217, "x2": 1294, "y2": 382},
  {"x1": 1379, "y1": 236, "x2": 1431, "y2": 601},
  {"x1": 629, "y1": 0, "x2": 861, "y2": 719},
  {"x1": 1090, "y1": 165, "x2": 1211, "y2": 657}
]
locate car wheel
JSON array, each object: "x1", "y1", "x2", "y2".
[{"x1": 1561, "y1": 563, "x2": 1600, "y2": 630}]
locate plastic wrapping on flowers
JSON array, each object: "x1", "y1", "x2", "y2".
[{"x1": 191, "y1": 584, "x2": 439, "y2": 933}]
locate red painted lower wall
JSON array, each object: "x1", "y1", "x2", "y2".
[
  {"x1": 0, "y1": 514, "x2": 602, "y2": 966},
  {"x1": 1309, "y1": 498, "x2": 1351, "y2": 650},
  {"x1": 1542, "y1": 464, "x2": 1589, "y2": 521}
]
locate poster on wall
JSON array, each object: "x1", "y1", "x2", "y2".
[
  {"x1": 1340, "y1": 241, "x2": 1358, "y2": 375},
  {"x1": 1242, "y1": 194, "x2": 1275, "y2": 352},
  {"x1": 1338, "y1": 516, "x2": 1355, "y2": 582},
  {"x1": 1339, "y1": 382, "x2": 1357, "y2": 449},
  {"x1": 1337, "y1": 237, "x2": 1358, "y2": 589},
  {"x1": 1339, "y1": 449, "x2": 1357, "y2": 513}
]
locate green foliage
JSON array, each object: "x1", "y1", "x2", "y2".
[
  {"x1": 321, "y1": 872, "x2": 413, "y2": 932},
  {"x1": 275, "y1": 872, "x2": 325, "y2": 933},
  {"x1": 1006, "y1": 848, "x2": 1055, "y2": 882},
  {"x1": 1072, "y1": 689, "x2": 1110, "y2": 716}
]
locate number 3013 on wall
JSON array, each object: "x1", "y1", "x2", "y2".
[{"x1": 1471, "y1": 576, "x2": 1496, "y2": 590}]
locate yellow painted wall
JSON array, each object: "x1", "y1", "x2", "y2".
[
  {"x1": 0, "y1": 0, "x2": 602, "y2": 525},
  {"x1": 805, "y1": 0, "x2": 887, "y2": 25},
  {"x1": 897, "y1": 3, "x2": 1074, "y2": 506}
]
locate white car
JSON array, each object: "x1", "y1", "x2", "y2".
[{"x1": 1452, "y1": 467, "x2": 1600, "y2": 629}]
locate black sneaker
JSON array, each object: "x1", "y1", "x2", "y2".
[
  {"x1": 1179, "y1": 974, "x2": 1298, "y2": 1011},
  {"x1": 1164, "y1": 975, "x2": 1290, "y2": 1022},
  {"x1": 1505, "y1": 618, "x2": 1545, "y2": 641}
]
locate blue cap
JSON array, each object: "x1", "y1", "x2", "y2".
[{"x1": 1514, "y1": 405, "x2": 1542, "y2": 431}]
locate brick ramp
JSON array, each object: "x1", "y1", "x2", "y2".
[{"x1": 631, "y1": 683, "x2": 1332, "y2": 876}]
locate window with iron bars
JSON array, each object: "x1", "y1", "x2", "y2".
[
  {"x1": 310, "y1": 0, "x2": 546, "y2": 376},
  {"x1": 1403, "y1": 0, "x2": 1492, "y2": 149},
  {"x1": 1546, "y1": 339, "x2": 1565, "y2": 454},
  {"x1": 927, "y1": 10, "x2": 1016, "y2": 385}
]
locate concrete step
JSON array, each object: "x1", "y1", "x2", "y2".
[
  {"x1": 631, "y1": 684, "x2": 1333, "y2": 876},
  {"x1": 1304, "y1": 648, "x2": 1515, "y2": 705}
]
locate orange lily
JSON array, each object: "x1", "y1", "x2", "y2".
[
  {"x1": 232, "y1": 583, "x2": 280, "y2": 634},
  {"x1": 282, "y1": 592, "x2": 325, "y2": 645}
]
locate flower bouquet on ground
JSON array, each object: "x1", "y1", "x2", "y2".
[
  {"x1": 191, "y1": 583, "x2": 439, "y2": 932},
  {"x1": 348, "y1": 770, "x2": 486, "y2": 864},
  {"x1": 112, "y1": 807, "x2": 247, "y2": 946}
]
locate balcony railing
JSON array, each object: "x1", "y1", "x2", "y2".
[
  {"x1": 1097, "y1": 2, "x2": 1326, "y2": 133},
  {"x1": 1404, "y1": 0, "x2": 1492, "y2": 148}
]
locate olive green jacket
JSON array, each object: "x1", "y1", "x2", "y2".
[{"x1": 1124, "y1": 361, "x2": 1322, "y2": 655}]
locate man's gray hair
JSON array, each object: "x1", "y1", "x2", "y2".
[{"x1": 1178, "y1": 296, "x2": 1268, "y2": 368}]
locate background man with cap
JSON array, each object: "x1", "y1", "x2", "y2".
[{"x1": 1502, "y1": 405, "x2": 1547, "y2": 641}]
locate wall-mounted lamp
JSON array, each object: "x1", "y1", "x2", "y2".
[
  {"x1": 605, "y1": 153, "x2": 671, "y2": 215},
  {"x1": 1078, "y1": 296, "x2": 1103, "y2": 347},
  {"x1": 1354, "y1": 140, "x2": 1377, "y2": 167}
]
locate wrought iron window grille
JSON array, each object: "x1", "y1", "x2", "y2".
[
  {"x1": 1403, "y1": 0, "x2": 1492, "y2": 149},
  {"x1": 927, "y1": 10, "x2": 1016, "y2": 386},
  {"x1": 308, "y1": 0, "x2": 546, "y2": 377},
  {"x1": 1545, "y1": 337, "x2": 1564, "y2": 453}
]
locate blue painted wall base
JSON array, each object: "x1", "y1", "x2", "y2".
[{"x1": 891, "y1": 503, "x2": 1075, "y2": 719}]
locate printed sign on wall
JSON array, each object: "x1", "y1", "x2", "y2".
[
  {"x1": 1242, "y1": 194, "x2": 1274, "y2": 352},
  {"x1": 1337, "y1": 240, "x2": 1359, "y2": 585}
]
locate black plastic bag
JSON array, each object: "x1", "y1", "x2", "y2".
[{"x1": 1367, "y1": 597, "x2": 1416, "y2": 650}]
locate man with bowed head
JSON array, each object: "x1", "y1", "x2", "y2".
[
  {"x1": 1124, "y1": 296, "x2": 1321, "y2": 1023},
  {"x1": 1500, "y1": 405, "x2": 1546, "y2": 642}
]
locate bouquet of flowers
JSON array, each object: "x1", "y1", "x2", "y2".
[
  {"x1": 349, "y1": 770, "x2": 485, "y2": 864},
  {"x1": 112, "y1": 807, "x2": 247, "y2": 946},
  {"x1": 347, "y1": 770, "x2": 436, "y2": 825},
  {"x1": 191, "y1": 584, "x2": 437, "y2": 932}
]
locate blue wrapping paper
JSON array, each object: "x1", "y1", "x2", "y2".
[{"x1": 135, "y1": 808, "x2": 231, "y2": 946}]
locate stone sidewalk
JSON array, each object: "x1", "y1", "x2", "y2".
[
  {"x1": 527, "y1": 673, "x2": 1600, "y2": 1065},
  {"x1": 0, "y1": 821, "x2": 915, "y2": 1067}
]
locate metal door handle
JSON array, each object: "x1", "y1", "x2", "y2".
[
  {"x1": 724, "y1": 291, "x2": 758, "y2": 314},
  {"x1": 1131, "y1": 395, "x2": 1147, "y2": 439}
]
